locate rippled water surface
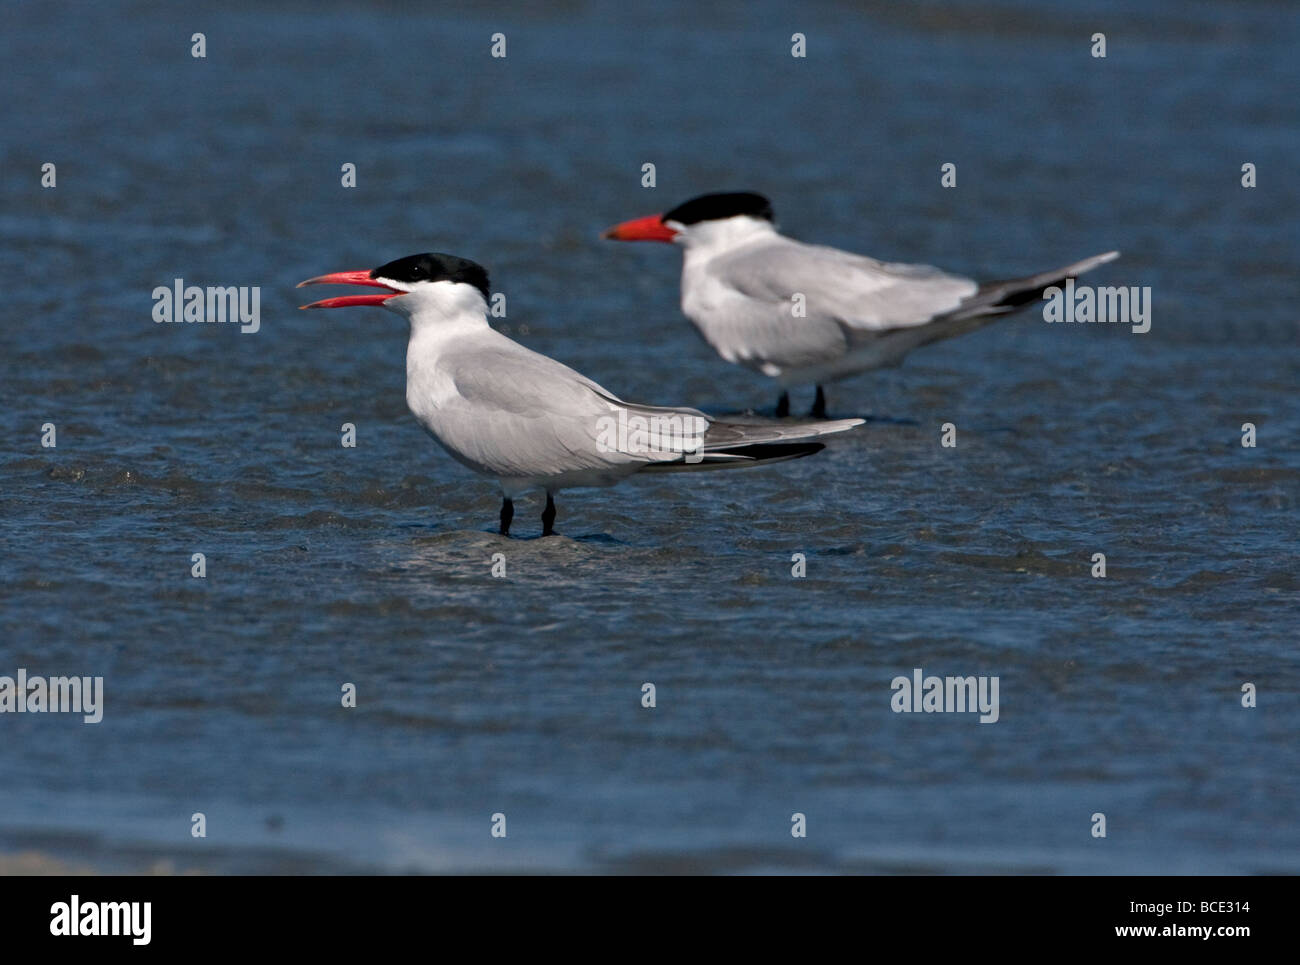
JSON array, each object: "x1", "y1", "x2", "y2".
[{"x1": 1, "y1": 0, "x2": 1297, "y2": 873}]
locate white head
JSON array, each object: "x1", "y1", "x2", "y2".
[{"x1": 298, "y1": 252, "x2": 491, "y2": 327}]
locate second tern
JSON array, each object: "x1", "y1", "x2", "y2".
[{"x1": 603, "y1": 191, "x2": 1119, "y2": 417}]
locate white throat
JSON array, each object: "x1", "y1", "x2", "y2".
[
  {"x1": 399, "y1": 282, "x2": 496, "y2": 418},
  {"x1": 385, "y1": 281, "x2": 492, "y2": 337}
]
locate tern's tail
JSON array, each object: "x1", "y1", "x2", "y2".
[
  {"x1": 640, "y1": 416, "x2": 862, "y2": 472},
  {"x1": 972, "y1": 250, "x2": 1121, "y2": 312},
  {"x1": 895, "y1": 250, "x2": 1121, "y2": 352},
  {"x1": 640, "y1": 441, "x2": 825, "y2": 471}
]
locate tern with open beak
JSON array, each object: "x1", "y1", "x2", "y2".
[{"x1": 299, "y1": 253, "x2": 862, "y2": 536}]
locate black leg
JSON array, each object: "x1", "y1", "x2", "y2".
[
  {"x1": 499, "y1": 497, "x2": 513, "y2": 536},
  {"x1": 810, "y1": 384, "x2": 827, "y2": 419},
  {"x1": 775, "y1": 391, "x2": 790, "y2": 418},
  {"x1": 541, "y1": 493, "x2": 557, "y2": 536}
]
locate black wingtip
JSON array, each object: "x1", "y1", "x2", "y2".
[{"x1": 722, "y1": 442, "x2": 825, "y2": 461}]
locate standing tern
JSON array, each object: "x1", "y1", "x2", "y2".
[
  {"x1": 298, "y1": 252, "x2": 862, "y2": 536},
  {"x1": 603, "y1": 191, "x2": 1119, "y2": 417}
]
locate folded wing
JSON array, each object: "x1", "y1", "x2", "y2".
[{"x1": 437, "y1": 338, "x2": 860, "y2": 479}]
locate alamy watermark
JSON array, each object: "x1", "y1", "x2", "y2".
[
  {"x1": 891, "y1": 667, "x2": 999, "y2": 723},
  {"x1": 152, "y1": 278, "x2": 260, "y2": 333},
  {"x1": 50, "y1": 895, "x2": 150, "y2": 945},
  {"x1": 596, "y1": 410, "x2": 708, "y2": 463},
  {"x1": 0, "y1": 669, "x2": 103, "y2": 723},
  {"x1": 1043, "y1": 278, "x2": 1151, "y2": 334}
]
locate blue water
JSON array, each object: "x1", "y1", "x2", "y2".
[{"x1": 1, "y1": 0, "x2": 1297, "y2": 873}]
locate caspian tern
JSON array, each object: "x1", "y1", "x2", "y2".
[
  {"x1": 298, "y1": 253, "x2": 862, "y2": 536},
  {"x1": 603, "y1": 192, "x2": 1119, "y2": 418}
]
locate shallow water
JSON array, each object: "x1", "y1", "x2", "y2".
[{"x1": 1, "y1": 0, "x2": 1297, "y2": 873}]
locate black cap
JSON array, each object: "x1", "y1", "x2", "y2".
[
  {"x1": 371, "y1": 253, "x2": 490, "y2": 299},
  {"x1": 662, "y1": 192, "x2": 774, "y2": 226}
]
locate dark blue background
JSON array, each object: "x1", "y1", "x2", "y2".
[{"x1": 1, "y1": 0, "x2": 1296, "y2": 872}]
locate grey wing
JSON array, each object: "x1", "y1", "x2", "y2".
[
  {"x1": 437, "y1": 343, "x2": 693, "y2": 476},
  {"x1": 716, "y1": 237, "x2": 979, "y2": 338}
]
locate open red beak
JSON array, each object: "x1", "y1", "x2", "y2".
[
  {"x1": 296, "y1": 270, "x2": 404, "y2": 309},
  {"x1": 600, "y1": 214, "x2": 678, "y2": 243}
]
